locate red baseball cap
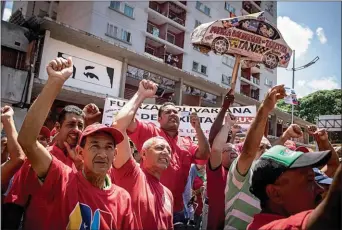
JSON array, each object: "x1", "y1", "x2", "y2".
[
  {"x1": 40, "y1": 126, "x2": 51, "y2": 139},
  {"x1": 295, "y1": 146, "x2": 311, "y2": 153},
  {"x1": 78, "y1": 123, "x2": 124, "y2": 146}
]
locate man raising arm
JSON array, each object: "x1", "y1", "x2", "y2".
[
  {"x1": 112, "y1": 103, "x2": 174, "y2": 229},
  {"x1": 224, "y1": 85, "x2": 286, "y2": 230},
  {"x1": 115, "y1": 79, "x2": 210, "y2": 222},
  {"x1": 1, "y1": 106, "x2": 25, "y2": 191},
  {"x1": 17, "y1": 57, "x2": 135, "y2": 230}
]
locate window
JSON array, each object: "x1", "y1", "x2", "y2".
[
  {"x1": 121, "y1": 30, "x2": 131, "y2": 43},
  {"x1": 110, "y1": 1, "x2": 120, "y2": 10},
  {"x1": 196, "y1": 1, "x2": 210, "y2": 16},
  {"x1": 196, "y1": 1, "x2": 202, "y2": 9},
  {"x1": 193, "y1": 61, "x2": 207, "y2": 75},
  {"x1": 225, "y1": 2, "x2": 236, "y2": 14},
  {"x1": 222, "y1": 56, "x2": 234, "y2": 68},
  {"x1": 106, "y1": 23, "x2": 132, "y2": 44},
  {"x1": 192, "y1": 61, "x2": 199, "y2": 71},
  {"x1": 201, "y1": 65, "x2": 207, "y2": 74},
  {"x1": 110, "y1": 1, "x2": 134, "y2": 18},
  {"x1": 124, "y1": 4, "x2": 134, "y2": 18},
  {"x1": 195, "y1": 20, "x2": 202, "y2": 28},
  {"x1": 204, "y1": 6, "x2": 210, "y2": 16},
  {"x1": 265, "y1": 78, "x2": 273, "y2": 87},
  {"x1": 222, "y1": 74, "x2": 232, "y2": 85},
  {"x1": 167, "y1": 33, "x2": 175, "y2": 44}
]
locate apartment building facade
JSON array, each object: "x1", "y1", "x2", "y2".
[{"x1": 3, "y1": 1, "x2": 312, "y2": 144}]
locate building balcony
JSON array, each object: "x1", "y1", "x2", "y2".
[
  {"x1": 144, "y1": 37, "x2": 183, "y2": 69},
  {"x1": 242, "y1": 1, "x2": 261, "y2": 15},
  {"x1": 148, "y1": 1, "x2": 186, "y2": 28},
  {"x1": 240, "y1": 82, "x2": 260, "y2": 101},
  {"x1": 146, "y1": 20, "x2": 185, "y2": 50},
  {"x1": 241, "y1": 67, "x2": 260, "y2": 87}
]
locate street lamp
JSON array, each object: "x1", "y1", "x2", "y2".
[{"x1": 286, "y1": 50, "x2": 319, "y2": 123}]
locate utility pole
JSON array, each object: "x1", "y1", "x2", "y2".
[{"x1": 291, "y1": 50, "x2": 295, "y2": 124}]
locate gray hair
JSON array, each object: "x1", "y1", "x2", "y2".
[{"x1": 142, "y1": 136, "x2": 168, "y2": 151}]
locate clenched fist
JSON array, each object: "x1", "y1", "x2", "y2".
[
  {"x1": 307, "y1": 125, "x2": 329, "y2": 142},
  {"x1": 284, "y1": 124, "x2": 303, "y2": 139},
  {"x1": 1, "y1": 106, "x2": 14, "y2": 123},
  {"x1": 83, "y1": 103, "x2": 102, "y2": 126},
  {"x1": 46, "y1": 57, "x2": 73, "y2": 82},
  {"x1": 262, "y1": 85, "x2": 286, "y2": 112},
  {"x1": 137, "y1": 79, "x2": 158, "y2": 99},
  {"x1": 190, "y1": 112, "x2": 201, "y2": 129}
]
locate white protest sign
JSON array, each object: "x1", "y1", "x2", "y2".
[{"x1": 102, "y1": 97, "x2": 256, "y2": 142}]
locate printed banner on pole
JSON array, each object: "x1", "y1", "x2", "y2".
[
  {"x1": 284, "y1": 87, "x2": 299, "y2": 105},
  {"x1": 102, "y1": 97, "x2": 256, "y2": 142}
]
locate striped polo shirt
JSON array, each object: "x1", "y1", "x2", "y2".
[{"x1": 224, "y1": 158, "x2": 261, "y2": 230}]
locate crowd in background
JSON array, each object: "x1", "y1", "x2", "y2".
[{"x1": 1, "y1": 56, "x2": 341, "y2": 230}]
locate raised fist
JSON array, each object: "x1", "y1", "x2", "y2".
[
  {"x1": 190, "y1": 112, "x2": 201, "y2": 129},
  {"x1": 314, "y1": 128, "x2": 329, "y2": 142},
  {"x1": 46, "y1": 57, "x2": 73, "y2": 82},
  {"x1": 284, "y1": 124, "x2": 303, "y2": 138},
  {"x1": 1, "y1": 106, "x2": 14, "y2": 122},
  {"x1": 307, "y1": 125, "x2": 318, "y2": 136},
  {"x1": 262, "y1": 85, "x2": 286, "y2": 112},
  {"x1": 83, "y1": 103, "x2": 102, "y2": 125},
  {"x1": 137, "y1": 79, "x2": 158, "y2": 99}
]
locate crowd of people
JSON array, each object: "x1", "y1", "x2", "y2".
[{"x1": 1, "y1": 56, "x2": 341, "y2": 230}]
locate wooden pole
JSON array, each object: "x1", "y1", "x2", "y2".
[{"x1": 229, "y1": 55, "x2": 241, "y2": 94}]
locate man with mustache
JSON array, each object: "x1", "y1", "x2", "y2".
[
  {"x1": 16, "y1": 56, "x2": 136, "y2": 230},
  {"x1": 115, "y1": 79, "x2": 210, "y2": 224},
  {"x1": 112, "y1": 112, "x2": 174, "y2": 229},
  {"x1": 3, "y1": 59, "x2": 87, "y2": 230}
]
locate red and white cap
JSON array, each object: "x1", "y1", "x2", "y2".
[{"x1": 78, "y1": 123, "x2": 124, "y2": 146}]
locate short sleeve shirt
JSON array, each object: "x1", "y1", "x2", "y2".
[
  {"x1": 224, "y1": 157, "x2": 261, "y2": 230},
  {"x1": 247, "y1": 210, "x2": 313, "y2": 230},
  {"x1": 128, "y1": 119, "x2": 201, "y2": 212},
  {"x1": 112, "y1": 157, "x2": 173, "y2": 230},
  {"x1": 206, "y1": 161, "x2": 229, "y2": 230},
  {"x1": 40, "y1": 157, "x2": 136, "y2": 230},
  {"x1": 4, "y1": 145, "x2": 77, "y2": 230}
]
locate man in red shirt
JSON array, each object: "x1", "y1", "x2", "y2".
[
  {"x1": 112, "y1": 112, "x2": 173, "y2": 229},
  {"x1": 203, "y1": 113, "x2": 238, "y2": 230},
  {"x1": 17, "y1": 56, "x2": 136, "y2": 230},
  {"x1": 115, "y1": 79, "x2": 210, "y2": 223},
  {"x1": 4, "y1": 105, "x2": 85, "y2": 230},
  {"x1": 248, "y1": 145, "x2": 341, "y2": 230}
]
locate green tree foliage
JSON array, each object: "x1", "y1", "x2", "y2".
[{"x1": 276, "y1": 89, "x2": 342, "y2": 123}]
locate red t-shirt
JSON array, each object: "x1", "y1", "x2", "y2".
[
  {"x1": 112, "y1": 157, "x2": 173, "y2": 230},
  {"x1": 4, "y1": 145, "x2": 77, "y2": 230},
  {"x1": 247, "y1": 210, "x2": 313, "y2": 230},
  {"x1": 193, "y1": 176, "x2": 204, "y2": 216},
  {"x1": 128, "y1": 119, "x2": 202, "y2": 212},
  {"x1": 41, "y1": 157, "x2": 136, "y2": 230},
  {"x1": 206, "y1": 161, "x2": 229, "y2": 230}
]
